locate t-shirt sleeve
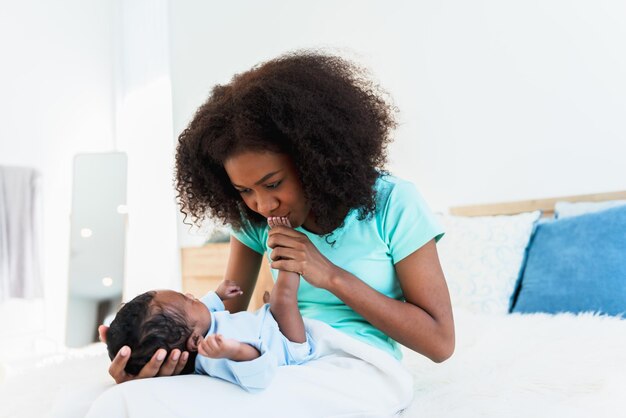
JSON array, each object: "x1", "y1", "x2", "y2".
[
  {"x1": 229, "y1": 217, "x2": 266, "y2": 255},
  {"x1": 382, "y1": 181, "x2": 445, "y2": 264}
]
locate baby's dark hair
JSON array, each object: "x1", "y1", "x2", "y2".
[{"x1": 106, "y1": 291, "x2": 196, "y2": 375}]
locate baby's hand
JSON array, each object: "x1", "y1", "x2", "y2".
[
  {"x1": 215, "y1": 279, "x2": 243, "y2": 300},
  {"x1": 198, "y1": 334, "x2": 240, "y2": 359}
]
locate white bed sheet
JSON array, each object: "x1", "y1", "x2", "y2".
[
  {"x1": 0, "y1": 343, "x2": 112, "y2": 418},
  {"x1": 401, "y1": 309, "x2": 626, "y2": 418},
  {"x1": 2, "y1": 309, "x2": 625, "y2": 418},
  {"x1": 86, "y1": 318, "x2": 413, "y2": 418}
]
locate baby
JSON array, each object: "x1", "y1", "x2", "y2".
[{"x1": 106, "y1": 217, "x2": 316, "y2": 392}]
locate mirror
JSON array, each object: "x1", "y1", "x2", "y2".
[{"x1": 66, "y1": 152, "x2": 127, "y2": 347}]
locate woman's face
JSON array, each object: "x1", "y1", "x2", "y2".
[{"x1": 223, "y1": 150, "x2": 317, "y2": 231}]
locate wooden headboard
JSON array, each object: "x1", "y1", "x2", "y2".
[{"x1": 449, "y1": 191, "x2": 626, "y2": 217}]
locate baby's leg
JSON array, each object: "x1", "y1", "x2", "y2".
[{"x1": 267, "y1": 217, "x2": 306, "y2": 343}]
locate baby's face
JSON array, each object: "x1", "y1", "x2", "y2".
[{"x1": 152, "y1": 290, "x2": 211, "y2": 337}]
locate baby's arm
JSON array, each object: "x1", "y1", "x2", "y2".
[
  {"x1": 195, "y1": 338, "x2": 276, "y2": 392},
  {"x1": 215, "y1": 280, "x2": 244, "y2": 301},
  {"x1": 199, "y1": 334, "x2": 260, "y2": 362}
]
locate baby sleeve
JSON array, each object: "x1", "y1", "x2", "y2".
[
  {"x1": 200, "y1": 291, "x2": 225, "y2": 312},
  {"x1": 195, "y1": 352, "x2": 278, "y2": 393}
]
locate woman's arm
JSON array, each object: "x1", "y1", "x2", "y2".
[
  {"x1": 328, "y1": 239, "x2": 455, "y2": 362},
  {"x1": 268, "y1": 226, "x2": 454, "y2": 363},
  {"x1": 222, "y1": 236, "x2": 263, "y2": 313}
]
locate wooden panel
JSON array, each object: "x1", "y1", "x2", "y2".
[
  {"x1": 182, "y1": 276, "x2": 223, "y2": 300},
  {"x1": 450, "y1": 191, "x2": 626, "y2": 217},
  {"x1": 181, "y1": 243, "x2": 274, "y2": 312},
  {"x1": 181, "y1": 243, "x2": 230, "y2": 277}
]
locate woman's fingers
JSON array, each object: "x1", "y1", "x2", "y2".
[
  {"x1": 267, "y1": 225, "x2": 303, "y2": 238},
  {"x1": 267, "y1": 231, "x2": 306, "y2": 250},
  {"x1": 108, "y1": 344, "x2": 188, "y2": 382},
  {"x1": 108, "y1": 345, "x2": 133, "y2": 384},
  {"x1": 136, "y1": 348, "x2": 167, "y2": 379},
  {"x1": 156, "y1": 349, "x2": 181, "y2": 377},
  {"x1": 269, "y1": 246, "x2": 299, "y2": 261},
  {"x1": 173, "y1": 351, "x2": 190, "y2": 375},
  {"x1": 270, "y1": 259, "x2": 302, "y2": 275}
]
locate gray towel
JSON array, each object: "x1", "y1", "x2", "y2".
[{"x1": 0, "y1": 166, "x2": 43, "y2": 300}]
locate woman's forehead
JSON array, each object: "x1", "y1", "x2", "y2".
[{"x1": 224, "y1": 151, "x2": 293, "y2": 183}]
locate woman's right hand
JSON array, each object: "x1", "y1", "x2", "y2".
[{"x1": 98, "y1": 325, "x2": 190, "y2": 384}]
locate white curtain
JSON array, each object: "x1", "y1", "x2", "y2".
[{"x1": 0, "y1": 166, "x2": 43, "y2": 300}]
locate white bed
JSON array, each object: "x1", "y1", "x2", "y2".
[
  {"x1": 1, "y1": 309, "x2": 625, "y2": 418},
  {"x1": 1, "y1": 192, "x2": 625, "y2": 418}
]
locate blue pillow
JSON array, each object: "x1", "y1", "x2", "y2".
[{"x1": 511, "y1": 205, "x2": 626, "y2": 317}]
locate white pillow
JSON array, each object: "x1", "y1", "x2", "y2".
[
  {"x1": 436, "y1": 211, "x2": 541, "y2": 315},
  {"x1": 555, "y1": 200, "x2": 626, "y2": 219}
]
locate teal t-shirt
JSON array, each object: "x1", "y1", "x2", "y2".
[{"x1": 230, "y1": 174, "x2": 444, "y2": 359}]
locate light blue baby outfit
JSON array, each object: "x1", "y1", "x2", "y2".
[{"x1": 194, "y1": 291, "x2": 316, "y2": 392}]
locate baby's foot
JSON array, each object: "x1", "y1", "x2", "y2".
[
  {"x1": 278, "y1": 216, "x2": 292, "y2": 228},
  {"x1": 267, "y1": 216, "x2": 292, "y2": 229},
  {"x1": 267, "y1": 216, "x2": 300, "y2": 279}
]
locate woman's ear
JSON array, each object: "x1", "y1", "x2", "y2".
[{"x1": 186, "y1": 332, "x2": 202, "y2": 352}]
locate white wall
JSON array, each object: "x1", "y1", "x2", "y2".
[
  {"x1": 2, "y1": 0, "x2": 625, "y2": 344},
  {"x1": 0, "y1": 0, "x2": 180, "y2": 347},
  {"x1": 169, "y1": 0, "x2": 626, "y2": 231},
  {"x1": 401, "y1": 0, "x2": 626, "y2": 210},
  {"x1": 0, "y1": 0, "x2": 116, "y2": 344},
  {"x1": 114, "y1": 0, "x2": 180, "y2": 297}
]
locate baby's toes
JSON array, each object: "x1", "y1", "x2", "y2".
[
  {"x1": 281, "y1": 216, "x2": 292, "y2": 228},
  {"x1": 267, "y1": 217, "x2": 275, "y2": 228}
]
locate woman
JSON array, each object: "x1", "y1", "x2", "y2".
[{"x1": 99, "y1": 50, "x2": 454, "y2": 414}]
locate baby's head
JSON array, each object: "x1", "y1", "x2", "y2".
[{"x1": 106, "y1": 290, "x2": 211, "y2": 375}]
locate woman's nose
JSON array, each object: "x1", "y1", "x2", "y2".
[{"x1": 257, "y1": 194, "x2": 279, "y2": 215}]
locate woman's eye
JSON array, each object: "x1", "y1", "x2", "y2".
[{"x1": 236, "y1": 181, "x2": 280, "y2": 194}]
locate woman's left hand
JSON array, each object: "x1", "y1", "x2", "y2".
[{"x1": 267, "y1": 226, "x2": 340, "y2": 290}]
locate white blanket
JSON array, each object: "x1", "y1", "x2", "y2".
[
  {"x1": 3, "y1": 309, "x2": 625, "y2": 418},
  {"x1": 400, "y1": 309, "x2": 626, "y2": 418},
  {"x1": 86, "y1": 318, "x2": 414, "y2": 418}
]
